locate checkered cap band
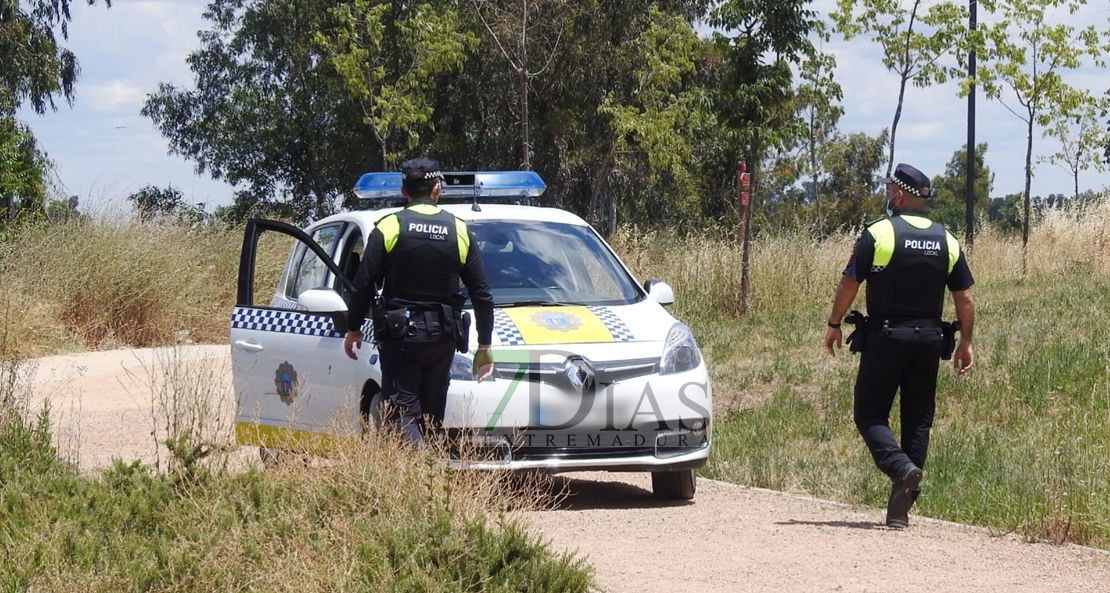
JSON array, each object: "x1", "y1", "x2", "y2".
[{"x1": 893, "y1": 176, "x2": 921, "y2": 197}]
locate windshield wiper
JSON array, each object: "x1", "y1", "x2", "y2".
[{"x1": 498, "y1": 300, "x2": 573, "y2": 308}]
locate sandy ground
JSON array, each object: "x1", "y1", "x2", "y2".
[{"x1": 24, "y1": 345, "x2": 1110, "y2": 592}]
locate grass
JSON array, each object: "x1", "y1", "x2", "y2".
[
  {"x1": 4, "y1": 199, "x2": 1110, "y2": 556},
  {"x1": 0, "y1": 330, "x2": 593, "y2": 591}
]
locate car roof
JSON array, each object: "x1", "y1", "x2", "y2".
[{"x1": 310, "y1": 203, "x2": 591, "y2": 231}]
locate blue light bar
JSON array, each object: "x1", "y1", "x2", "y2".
[{"x1": 353, "y1": 171, "x2": 547, "y2": 201}]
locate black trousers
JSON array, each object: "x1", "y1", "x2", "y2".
[
  {"x1": 378, "y1": 338, "x2": 455, "y2": 444},
  {"x1": 853, "y1": 326, "x2": 944, "y2": 479}
]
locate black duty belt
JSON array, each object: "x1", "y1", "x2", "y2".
[{"x1": 873, "y1": 317, "x2": 943, "y2": 329}]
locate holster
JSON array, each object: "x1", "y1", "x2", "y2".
[
  {"x1": 370, "y1": 294, "x2": 387, "y2": 342},
  {"x1": 384, "y1": 308, "x2": 412, "y2": 339},
  {"x1": 844, "y1": 310, "x2": 868, "y2": 354},
  {"x1": 450, "y1": 291, "x2": 471, "y2": 353},
  {"x1": 941, "y1": 320, "x2": 961, "y2": 360}
]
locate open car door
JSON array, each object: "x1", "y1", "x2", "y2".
[{"x1": 231, "y1": 218, "x2": 372, "y2": 451}]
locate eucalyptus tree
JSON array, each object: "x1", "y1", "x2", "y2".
[
  {"x1": 830, "y1": 0, "x2": 967, "y2": 178},
  {"x1": 2, "y1": 0, "x2": 109, "y2": 224},
  {"x1": 1, "y1": 0, "x2": 112, "y2": 114},
  {"x1": 972, "y1": 0, "x2": 1106, "y2": 258}
]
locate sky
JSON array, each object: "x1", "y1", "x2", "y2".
[{"x1": 14, "y1": 0, "x2": 1110, "y2": 213}]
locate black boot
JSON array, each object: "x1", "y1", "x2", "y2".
[{"x1": 886, "y1": 463, "x2": 923, "y2": 528}]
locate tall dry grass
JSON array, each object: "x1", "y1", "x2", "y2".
[{"x1": 0, "y1": 217, "x2": 287, "y2": 357}]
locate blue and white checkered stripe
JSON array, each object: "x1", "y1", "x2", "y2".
[
  {"x1": 589, "y1": 306, "x2": 636, "y2": 342},
  {"x1": 232, "y1": 307, "x2": 344, "y2": 338},
  {"x1": 493, "y1": 308, "x2": 525, "y2": 346}
]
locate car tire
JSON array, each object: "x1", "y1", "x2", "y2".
[{"x1": 651, "y1": 469, "x2": 697, "y2": 500}]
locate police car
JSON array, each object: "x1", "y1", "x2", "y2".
[{"x1": 231, "y1": 171, "x2": 712, "y2": 499}]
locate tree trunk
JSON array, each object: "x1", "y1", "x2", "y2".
[
  {"x1": 589, "y1": 138, "x2": 618, "y2": 225},
  {"x1": 886, "y1": 2, "x2": 921, "y2": 179},
  {"x1": 1022, "y1": 114, "x2": 1034, "y2": 275},
  {"x1": 520, "y1": 67, "x2": 531, "y2": 170},
  {"x1": 608, "y1": 192, "x2": 617, "y2": 237},
  {"x1": 740, "y1": 137, "x2": 761, "y2": 316}
]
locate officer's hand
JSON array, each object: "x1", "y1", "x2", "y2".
[
  {"x1": 344, "y1": 331, "x2": 363, "y2": 360},
  {"x1": 824, "y1": 327, "x2": 842, "y2": 357},
  {"x1": 954, "y1": 341, "x2": 974, "y2": 375},
  {"x1": 472, "y1": 346, "x2": 494, "y2": 382}
]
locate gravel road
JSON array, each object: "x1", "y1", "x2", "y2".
[{"x1": 25, "y1": 345, "x2": 1110, "y2": 592}]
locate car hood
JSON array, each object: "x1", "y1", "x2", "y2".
[{"x1": 476, "y1": 299, "x2": 677, "y2": 361}]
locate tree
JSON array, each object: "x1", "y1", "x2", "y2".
[
  {"x1": 973, "y1": 0, "x2": 1106, "y2": 267},
  {"x1": 707, "y1": 0, "x2": 820, "y2": 313},
  {"x1": 126, "y1": 184, "x2": 186, "y2": 222},
  {"x1": 818, "y1": 129, "x2": 889, "y2": 232},
  {"x1": 0, "y1": 0, "x2": 111, "y2": 114},
  {"x1": 596, "y1": 5, "x2": 714, "y2": 227},
  {"x1": 928, "y1": 143, "x2": 994, "y2": 234},
  {"x1": 990, "y1": 192, "x2": 1024, "y2": 232},
  {"x1": 0, "y1": 116, "x2": 51, "y2": 226},
  {"x1": 469, "y1": 0, "x2": 569, "y2": 170},
  {"x1": 1042, "y1": 92, "x2": 1108, "y2": 199},
  {"x1": 831, "y1": 0, "x2": 967, "y2": 178},
  {"x1": 793, "y1": 41, "x2": 844, "y2": 231},
  {"x1": 315, "y1": 0, "x2": 476, "y2": 168},
  {"x1": 144, "y1": 0, "x2": 372, "y2": 223}
]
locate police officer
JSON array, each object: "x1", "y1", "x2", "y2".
[
  {"x1": 823, "y1": 163, "x2": 976, "y2": 528},
  {"x1": 344, "y1": 157, "x2": 495, "y2": 444}
]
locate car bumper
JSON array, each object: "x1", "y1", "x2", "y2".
[
  {"x1": 448, "y1": 436, "x2": 710, "y2": 473},
  {"x1": 442, "y1": 363, "x2": 712, "y2": 472}
]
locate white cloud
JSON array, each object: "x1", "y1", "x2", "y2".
[{"x1": 79, "y1": 80, "x2": 147, "y2": 112}]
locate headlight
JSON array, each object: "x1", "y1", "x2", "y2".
[
  {"x1": 450, "y1": 353, "x2": 474, "y2": 381},
  {"x1": 660, "y1": 323, "x2": 702, "y2": 375}
]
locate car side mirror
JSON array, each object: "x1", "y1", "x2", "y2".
[
  {"x1": 299, "y1": 288, "x2": 350, "y2": 333},
  {"x1": 643, "y1": 279, "x2": 675, "y2": 306}
]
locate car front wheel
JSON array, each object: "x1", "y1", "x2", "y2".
[{"x1": 651, "y1": 469, "x2": 696, "y2": 500}]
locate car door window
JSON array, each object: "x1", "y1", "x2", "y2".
[
  {"x1": 288, "y1": 224, "x2": 342, "y2": 300},
  {"x1": 335, "y1": 227, "x2": 365, "y2": 298}
]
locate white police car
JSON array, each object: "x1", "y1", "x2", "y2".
[{"x1": 231, "y1": 171, "x2": 712, "y2": 499}]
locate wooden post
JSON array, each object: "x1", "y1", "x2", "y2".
[{"x1": 737, "y1": 161, "x2": 752, "y2": 314}]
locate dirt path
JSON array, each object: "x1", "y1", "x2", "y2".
[{"x1": 26, "y1": 346, "x2": 1110, "y2": 592}]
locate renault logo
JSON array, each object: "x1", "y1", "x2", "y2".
[{"x1": 562, "y1": 356, "x2": 595, "y2": 394}]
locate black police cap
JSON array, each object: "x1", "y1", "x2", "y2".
[
  {"x1": 881, "y1": 163, "x2": 931, "y2": 198},
  {"x1": 401, "y1": 157, "x2": 444, "y2": 189}
]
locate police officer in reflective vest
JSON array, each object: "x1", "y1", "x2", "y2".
[
  {"x1": 823, "y1": 163, "x2": 976, "y2": 528},
  {"x1": 344, "y1": 158, "x2": 495, "y2": 444}
]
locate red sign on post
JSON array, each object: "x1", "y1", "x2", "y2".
[{"x1": 737, "y1": 162, "x2": 751, "y2": 207}]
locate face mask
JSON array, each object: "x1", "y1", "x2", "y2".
[{"x1": 885, "y1": 196, "x2": 895, "y2": 217}]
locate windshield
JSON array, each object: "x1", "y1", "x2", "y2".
[{"x1": 465, "y1": 220, "x2": 643, "y2": 307}]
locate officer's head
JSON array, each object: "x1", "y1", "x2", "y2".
[
  {"x1": 882, "y1": 163, "x2": 931, "y2": 214},
  {"x1": 400, "y1": 157, "x2": 444, "y2": 202}
]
